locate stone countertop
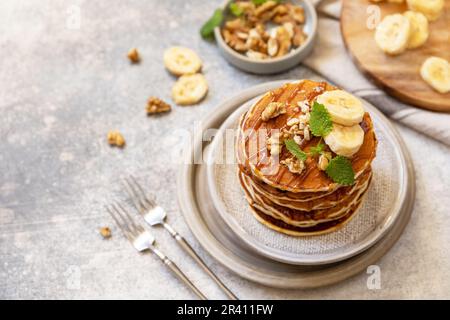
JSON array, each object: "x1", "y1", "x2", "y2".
[{"x1": 1, "y1": 0, "x2": 449, "y2": 299}]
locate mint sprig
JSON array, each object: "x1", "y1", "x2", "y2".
[
  {"x1": 310, "y1": 102, "x2": 333, "y2": 137},
  {"x1": 285, "y1": 139, "x2": 307, "y2": 162},
  {"x1": 229, "y1": 3, "x2": 244, "y2": 16},
  {"x1": 325, "y1": 156, "x2": 355, "y2": 186},
  {"x1": 252, "y1": 0, "x2": 283, "y2": 4},
  {"x1": 309, "y1": 142, "x2": 325, "y2": 156},
  {"x1": 200, "y1": 9, "x2": 223, "y2": 39}
]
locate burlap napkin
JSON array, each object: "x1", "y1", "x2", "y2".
[{"x1": 303, "y1": 0, "x2": 450, "y2": 147}]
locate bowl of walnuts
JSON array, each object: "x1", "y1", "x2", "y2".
[{"x1": 211, "y1": 0, "x2": 317, "y2": 74}]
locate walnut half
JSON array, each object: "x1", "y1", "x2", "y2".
[
  {"x1": 147, "y1": 97, "x2": 171, "y2": 115},
  {"x1": 127, "y1": 48, "x2": 140, "y2": 63},
  {"x1": 107, "y1": 131, "x2": 126, "y2": 148},
  {"x1": 261, "y1": 102, "x2": 287, "y2": 121}
]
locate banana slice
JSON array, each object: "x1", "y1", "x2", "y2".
[
  {"x1": 404, "y1": 11, "x2": 429, "y2": 49},
  {"x1": 316, "y1": 90, "x2": 365, "y2": 127},
  {"x1": 163, "y1": 46, "x2": 202, "y2": 76},
  {"x1": 375, "y1": 14, "x2": 410, "y2": 55},
  {"x1": 420, "y1": 57, "x2": 450, "y2": 94},
  {"x1": 324, "y1": 124, "x2": 364, "y2": 158},
  {"x1": 407, "y1": 0, "x2": 444, "y2": 22},
  {"x1": 172, "y1": 74, "x2": 208, "y2": 105}
]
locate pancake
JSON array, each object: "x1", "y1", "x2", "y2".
[
  {"x1": 244, "y1": 168, "x2": 372, "y2": 211},
  {"x1": 240, "y1": 80, "x2": 377, "y2": 193},
  {"x1": 239, "y1": 168, "x2": 372, "y2": 227},
  {"x1": 235, "y1": 80, "x2": 377, "y2": 236},
  {"x1": 250, "y1": 196, "x2": 365, "y2": 237}
]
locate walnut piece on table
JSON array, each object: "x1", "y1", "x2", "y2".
[
  {"x1": 147, "y1": 97, "x2": 171, "y2": 115},
  {"x1": 99, "y1": 227, "x2": 112, "y2": 239},
  {"x1": 107, "y1": 131, "x2": 126, "y2": 148},
  {"x1": 127, "y1": 48, "x2": 140, "y2": 63}
]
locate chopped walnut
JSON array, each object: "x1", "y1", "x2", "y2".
[
  {"x1": 287, "y1": 117, "x2": 299, "y2": 126},
  {"x1": 267, "y1": 132, "x2": 283, "y2": 156},
  {"x1": 246, "y1": 50, "x2": 268, "y2": 60},
  {"x1": 275, "y1": 26, "x2": 291, "y2": 57},
  {"x1": 293, "y1": 25, "x2": 307, "y2": 47},
  {"x1": 283, "y1": 22, "x2": 295, "y2": 39},
  {"x1": 222, "y1": 29, "x2": 248, "y2": 52},
  {"x1": 107, "y1": 131, "x2": 126, "y2": 148},
  {"x1": 293, "y1": 135, "x2": 302, "y2": 145},
  {"x1": 267, "y1": 37, "x2": 279, "y2": 57},
  {"x1": 288, "y1": 4, "x2": 305, "y2": 24},
  {"x1": 127, "y1": 48, "x2": 140, "y2": 63},
  {"x1": 299, "y1": 112, "x2": 310, "y2": 124},
  {"x1": 100, "y1": 227, "x2": 112, "y2": 239},
  {"x1": 318, "y1": 152, "x2": 332, "y2": 171},
  {"x1": 255, "y1": 1, "x2": 278, "y2": 17},
  {"x1": 147, "y1": 97, "x2": 171, "y2": 115},
  {"x1": 303, "y1": 125, "x2": 311, "y2": 141},
  {"x1": 297, "y1": 100, "x2": 310, "y2": 113},
  {"x1": 281, "y1": 156, "x2": 305, "y2": 174},
  {"x1": 261, "y1": 102, "x2": 286, "y2": 121},
  {"x1": 220, "y1": 1, "x2": 308, "y2": 60}
]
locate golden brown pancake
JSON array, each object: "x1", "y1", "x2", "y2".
[
  {"x1": 239, "y1": 169, "x2": 372, "y2": 227},
  {"x1": 240, "y1": 80, "x2": 377, "y2": 193},
  {"x1": 244, "y1": 167, "x2": 372, "y2": 211},
  {"x1": 235, "y1": 80, "x2": 377, "y2": 236}
]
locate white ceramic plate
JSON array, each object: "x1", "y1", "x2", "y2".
[{"x1": 177, "y1": 80, "x2": 415, "y2": 288}]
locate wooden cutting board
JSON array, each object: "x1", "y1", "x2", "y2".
[{"x1": 341, "y1": 0, "x2": 450, "y2": 112}]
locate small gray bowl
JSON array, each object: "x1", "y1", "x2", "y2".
[{"x1": 214, "y1": 0, "x2": 318, "y2": 74}]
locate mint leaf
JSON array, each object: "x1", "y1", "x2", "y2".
[
  {"x1": 252, "y1": 0, "x2": 268, "y2": 4},
  {"x1": 325, "y1": 156, "x2": 355, "y2": 186},
  {"x1": 200, "y1": 9, "x2": 223, "y2": 39},
  {"x1": 310, "y1": 102, "x2": 333, "y2": 137},
  {"x1": 309, "y1": 143, "x2": 325, "y2": 156},
  {"x1": 285, "y1": 139, "x2": 307, "y2": 162},
  {"x1": 229, "y1": 3, "x2": 243, "y2": 16},
  {"x1": 252, "y1": 0, "x2": 283, "y2": 4}
]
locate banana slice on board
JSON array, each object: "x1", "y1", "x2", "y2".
[
  {"x1": 404, "y1": 11, "x2": 429, "y2": 49},
  {"x1": 164, "y1": 46, "x2": 202, "y2": 76},
  {"x1": 172, "y1": 74, "x2": 208, "y2": 105},
  {"x1": 420, "y1": 57, "x2": 450, "y2": 94},
  {"x1": 374, "y1": 14, "x2": 410, "y2": 55},
  {"x1": 316, "y1": 90, "x2": 365, "y2": 127},
  {"x1": 324, "y1": 124, "x2": 364, "y2": 158},
  {"x1": 407, "y1": 0, "x2": 444, "y2": 22}
]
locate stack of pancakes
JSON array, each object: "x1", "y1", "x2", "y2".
[{"x1": 236, "y1": 80, "x2": 377, "y2": 236}]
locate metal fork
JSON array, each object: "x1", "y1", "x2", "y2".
[
  {"x1": 106, "y1": 202, "x2": 207, "y2": 300},
  {"x1": 123, "y1": 176, "x2": 238, "y2": 300}
]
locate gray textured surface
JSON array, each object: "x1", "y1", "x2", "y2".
[{"x1": 0, "y1": 0, "x2": 449, "y2": 299}]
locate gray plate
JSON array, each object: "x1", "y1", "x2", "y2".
[
  {"x1": 177, "y1": 80, "x2": 415, "y2": 288},
  {"x1": 205, "y1": 89, "x2": 410, "y2": 265}
]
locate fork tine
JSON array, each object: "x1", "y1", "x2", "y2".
[
  {"x1": 105, "y1": 205, "x2": 135, "y2": 242},
  {"x1": 123, "y1": 177, "x2": 148, "y2": 213},
  {"x1": 129, "y1": 175, "x2": 156, "y2": 208},
  {"x1": 123, "y1": 178, "x2": 151, "y2": 213},
  {"x1": 110, "y1": 204, "x2": 137, "y2": 235},
  {"x1": 115, "y1": 203, "x2": 145, "y2": 233}
]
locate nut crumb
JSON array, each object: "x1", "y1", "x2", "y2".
[
  {"x1": 127, "y1": 48, "x2": 140, "y2": 63},
  {"x1": 261, "y1": 102, "x2": 286, "y2": 121},
  {"x1": 100, "y1": 227, "x2": 112, "y2": 239},
  {"x1": 318, "y1": 152, "x2": 332, "y2": 171},
  {"x1": 281, "y1": 156, "x2": 305, "y2": 174},
  {"x1": 107, "y1": 131, "x2": 126, "y2": 148},
  {"x1": 147, "y1": 97, "x2": 171, "y2": 114}
]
